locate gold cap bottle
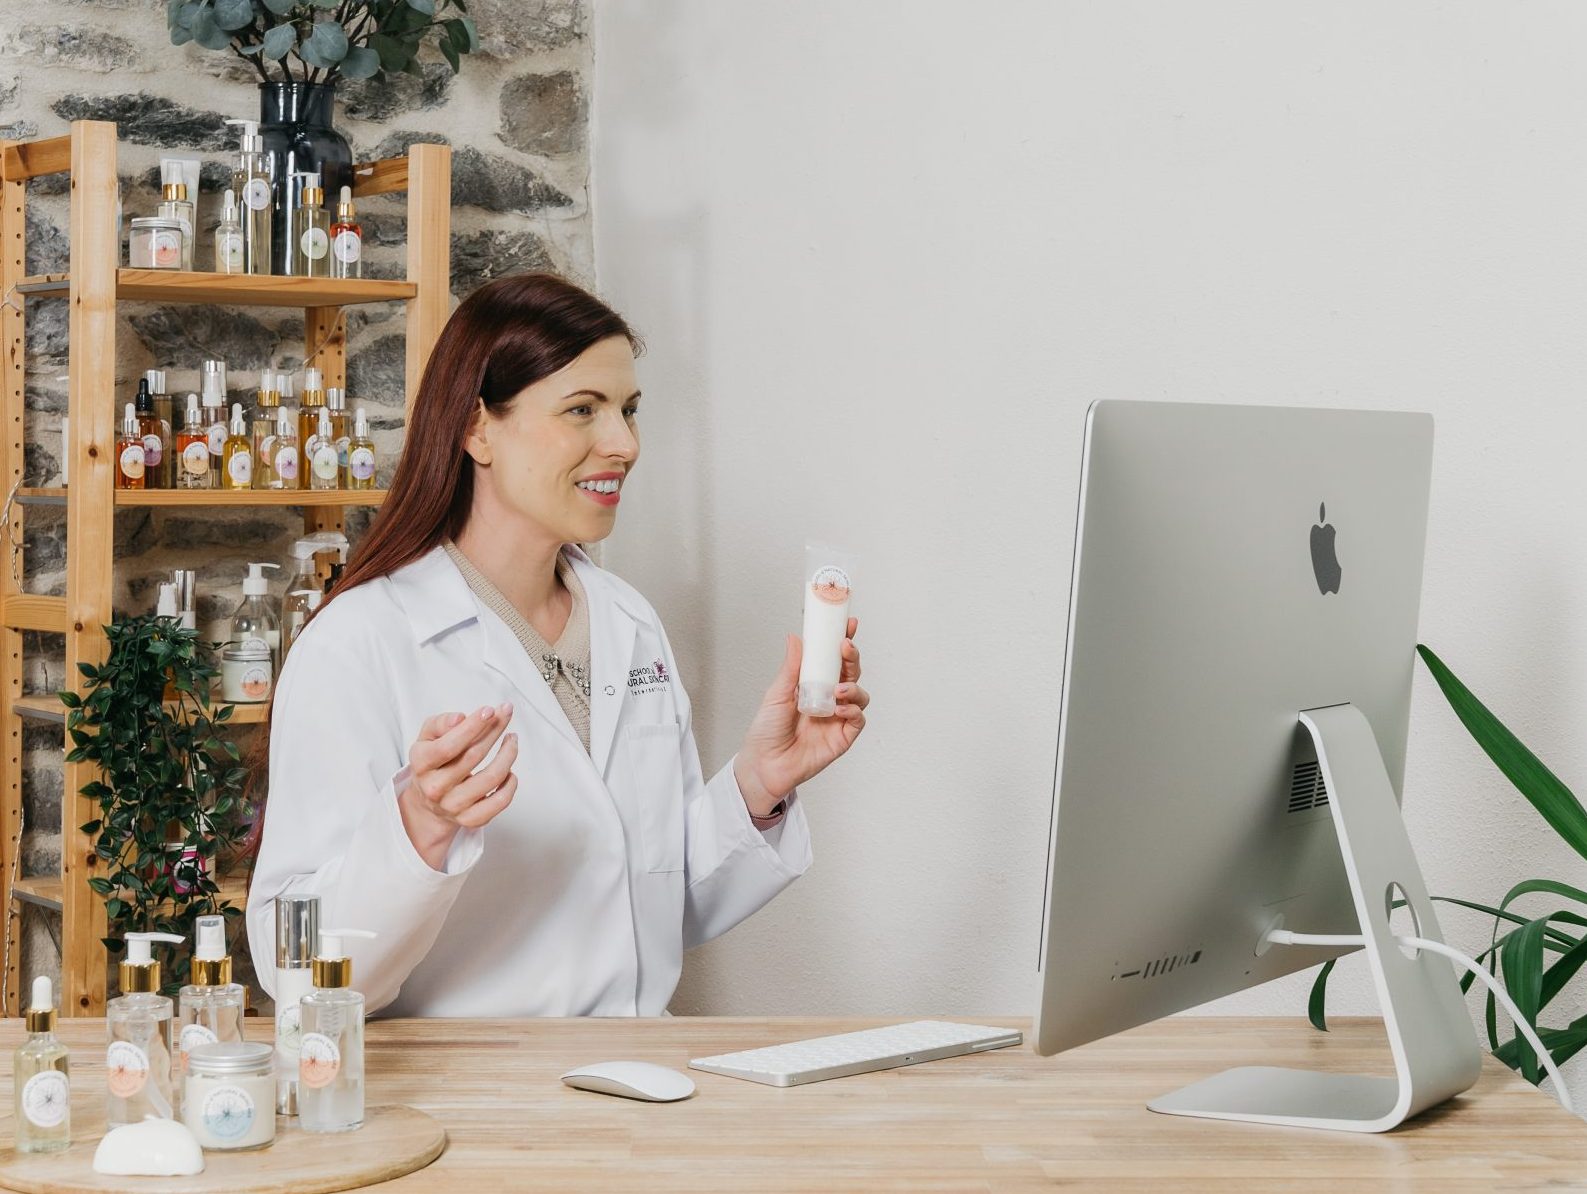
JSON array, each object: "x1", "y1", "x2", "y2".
[
  {"x1": 24, "y1": 975, "x2": 55, "y2": 1032},
  {"x1": 119, "y1": 931, "x2": 184, "y2": 993}
]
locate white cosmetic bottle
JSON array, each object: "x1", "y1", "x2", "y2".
[
  {"x1": 298, "y1": 928, "x2": 377, "y2": 1133},
  {"x1": 106, "y1": 930, "x2": 184, "y2": 1126},
  {"x1": 178, "y1": 914, "x2": 246, "y2": 1079},
  {"x1": 796, "y1": 544, "x2": 858, "y2": 716},
  {"x1": 274, "y1": 893, "x2": 320, "y2": 1116}
]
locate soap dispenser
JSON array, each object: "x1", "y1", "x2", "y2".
[
  {"x1": 178, "y1": 914, "x2": 246, "y2": 1078},
  {"x1": 14, "y1": 975, "x2": 70, "y2": 1153},
  {"x1": 298, "y1": 928, "x2": 377, "y2": 1133},
  {"x1": 223, "y1": 117, "x2": 272, "y2": 275},
  {"x1": 107, "y1": 930, "x2": 184, "y2": 1126},
  {"x1": 230, "y1": 562, "x2": 281, "y2": 667}
]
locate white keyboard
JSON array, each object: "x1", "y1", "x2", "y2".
[{"x1": 688, "y1": 1020, "x2": 1023, "y2": 1088}]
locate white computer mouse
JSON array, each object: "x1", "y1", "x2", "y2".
[{"x1": 560, "y1": 1060, "x2": 696, "y2": 1102}]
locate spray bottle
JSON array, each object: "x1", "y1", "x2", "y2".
[
  {"x1": 106, "y1": 930, "x2": 184, "y2": 1125},
  {"x1": 298, "y1": 928, "x2": 377, "y2": 1133},
  {"x1": 178, "y1": 914, "x2": 246, "y2": 1078}
]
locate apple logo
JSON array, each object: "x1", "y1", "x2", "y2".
[{"x1": 1310, "y1": 502, "x2": 1341, "y2": 595}]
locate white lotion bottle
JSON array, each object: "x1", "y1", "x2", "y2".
[
  {"x1": 796, "y1": 544, "x2": 858, "y2": 717},
  {"x1": 274, "y1": 893, "x2": 319, "y2": 1116},
  {"x1": 106, "y1": 931, "x2": 184, "y2": 1126},
  {"x1": 298, "y1": 928, "x2": 377, "y2": 1133},
  {"x1": 178, "y1": 914, "x2": 246, "y2": 1079}
]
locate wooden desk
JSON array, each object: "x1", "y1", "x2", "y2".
[{"x1": 1, "y1": 1016, "x2": 1582, "y2": 1191}]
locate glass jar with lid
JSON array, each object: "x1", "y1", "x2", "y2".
[
  {"x1": 184, "y1": 1041, "x2": 274, "y2": 1151},
  {"x1": 128, "y1": 217, "x2": 185, "y2": 270}
]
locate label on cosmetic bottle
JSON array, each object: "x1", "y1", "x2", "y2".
[
  {"x1": 118, "y1": 443, "x2": 145, "y2": 481},
  {"x1": 312, "y1": 443, "x2": 339, "y2": 481},
  {"x1": 218, "y1": 231, "x2": 244, "y2": 272},
  {"x1": 333, "y1": 230, "x2": 362, "y2": 264},
  {"x1": 276, "y1": 1003, "x2": 302, "y2": 1054},
  {"x1": 179, "y1": 1022, "x2": 218, "y2": 1072},
  {"x1": 335, "y1": 435, "x2": 351, "y2": 468},
  {"x1": 300, "y1": 227, "x2": 329, "y2": 261},
  {"x1": 809, "y1": 565, "x2": 852, "y2": 604},
  {"x1": 152, "y1": 230, "x2": 181, "y2": 269},
  {"x1": 106, "y1": 1041, "x2": 150, "y2": 1098},
  {"x1": 298, "y1": 1032, "x2": 341, "y2": 1089},
  {"x1": 243, "y1": 177, "x2": 271, "y2": 212},
  {"x1": 201, "y1": 1084, "x2": 256, "y2": 1142},
  {"x1": 227, "y1": 450, "x2": 253, "y2": 487},
  {"x1": 182, "y1": 440, "x2": 210, "y2": 477},
  {"x1": 274, "y1": 444, "x2": 299, "y2": 482},
  {"x1": 21, "y1": 1069, "x2": 68, "y2": 1128},
  {"x1": 207, "y1": 423, "x2": 227, "y2": 457},
  {"x1": 350, "y1": 446, "x2": 375, "y2": 482},
  {"x1": 141, "y1": 434, "x2": 163, "y2": 467}
]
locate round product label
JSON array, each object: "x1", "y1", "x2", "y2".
[
  {"x1": 335, "y1": 435, "x2": 351, "y2": 468},
  {"x1": 350, "y1": 446, "x2": 375, "y2": 482},
  {"x1": 301, "y1": 226, "x2": 329, "y2": 261},
  {"x1": 276, "y1": 1004, "x2": 302, "y2": 1054},
  {"x1": 333, "y1": 229, "x2": 362, "y2": 264},
  {"x1": 219, "y1": 232, "x2": 244, "y2": 272},
  {"x1": 21, "y1": 1069, "x2": 68, "y2": 1128},
  {"x1": 227, "y1": 450, "x2": 252, "y2": 486},
  {"x1": 240, "y1": 663, "x2": 271, "y2": 700},
  {"x1": 152, "y1": 230, "x2": 181, "y2": 269},
  {"x1": 182, "y1": 439, "x2": 210, "y2": 477},
  {"x1": 118, "y1": 443, "x2": 145, "y2": 481},
  {"x1": 140, "y1": 433, "x2": 163, "y2": 467},
  {"x1": 274, "y1": 444, "x2": 299, "y2": 482},
  {"x1": 298, "y1": 1032, "x2": 341, "y2": 1089},
  {"x1": 312, "y1": 444, "x2": 339, "y2": 481},
  {"x1": 106, "y1": 1041, "x2": 149, "y2": 1099},
  {"x1": 207, "y1": 423, "x2": 227, "y2": 456},
  {"x1": 179, "y1": 1022, "x2": 217, "y2": 1072},
  {"x1": 810, "y1": 565, "x2": 852, "y2": 605},
  {"x1": 243, "y1": 177, "x2": 272, "y2": 212},
  {"x1": 201, "y1": 1083, "x2": 255, "y2": 1142}
]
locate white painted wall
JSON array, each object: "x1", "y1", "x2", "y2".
[{"x1": 592, "y1": 0, "x2": 1587, "y2": 1099}]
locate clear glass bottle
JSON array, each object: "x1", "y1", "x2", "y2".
[
  {"x1": 178, "y1": 915, "x2": 246, "y2": 1081},
  {"x1": 215, "y1": 188, "x2": 245, "y2": 275},
  {"x1": 202, "y1": 361, "x2": 229, "y2": 489},
  {"x1": 326, "y1": 386, "x2": 351, "y2": 486},
  {"x1": 133, "y1": 377, "x2": 167, "y2": 491},
  {"x1": 146, "y1": 370, "x2": 175, "y2": 490},
  {"x1": 224, "y1": 119, "x2": 273, "y2": 276},
  {"x1": 14, "y1": 976, "x2": 69, "y2": 1153},
  {"x1": 231, "y1": 562, "x2": 281, "y2": 668},
  {"x1": 330, "y1": 185, "x2": 362, "y2": 279},
  {"x1": 252, "y1": 370, "x2": 282, "y2": 489},
  {"x1": 222, "y1": 403, "x2": 253, "y2": 490},
  {"x1": 309, "y1": 408, "x2": 339, "y2": 491},
  {"x1": 298, "y1": 929, "x2": 376, "y2": 1133},
  {"x1": 271, "y1": 407, "x2": 299, "y2": 490},
  {"x1": 115, "y1": 402, "x2": 145, "y2": 490},
  {"x1": 106, "y1": 931, "x2": 184, "y2": 1126},
  {"x1": 175, "y1": 393, "x2": 211, "y2": 490},
  {"x1": 287, "y1": 172, "x2": 330, "y2": 278},
  {"x1": 297, "y1": 367, "x2": 327, "y2": 491},
  {"x1": 157, "y1": 159, "x2": 195, "y2": 271},
  {"x1": 348, "y1": 406, "x2": 376, "y2": 490}
]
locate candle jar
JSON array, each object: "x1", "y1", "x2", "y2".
[
  {"x1": 128, "y1": 217, "x2": 185, "y2": 270},
  {"x1": 184, "y1": 1041, "x2": 275, "y2": 1151},
  {"x1": 220, "y1": 640, "x2": 272, "y2": 703}
]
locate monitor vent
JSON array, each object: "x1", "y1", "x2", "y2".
[
  {"x1": 1288, "y1": 760, "x2": 1329, "y2": 814},
  {"x1": 1117, "y1": 949, "x2": 1203, "y2": 981}
]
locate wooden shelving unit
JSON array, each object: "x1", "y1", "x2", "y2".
[{"x1": 0, "y1": 121, "x2": 450, "y2": 1015}]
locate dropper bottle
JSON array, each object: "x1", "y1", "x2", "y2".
[
  {"x1": 222, "y1": 402, "x2": 253, "y2": 490},
  {"x1": 310, "y1": 408, "x2": 339, "y2": 490},
  {"x1": 175, "y1": 392, "x2": 210, "y2": 489},
  {"x1": 115, "y1": 402, "x2": 145, "y2": 490},
  {"x1": 215, "y1": 187, "x2": 244, "y2": 275},
  {"x1": 348, "y1": 406, "x2": 376, "y2": 490},
  {"x1": 271, "y1": 406, "x2": 299, "y2": 488},
  {"x1": 298, "y1": 928, "x2": 377, "y2": 1133},
  {"x1": 178, "y1": 914, "x2": 246, "y2": 1077},
  {"x1": 106, "y1": 930, "x2": 185, "y2": 1125},
  {"x1": 330, "y1": 185, "x2": 362, "y2": 279},
  {"x1": 14, "y1": 975, "x2": 69, "y2": 1153}
]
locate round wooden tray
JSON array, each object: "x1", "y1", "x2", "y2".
[{"x1": 0, "y1": 1104, "x2": 445, "y2": 1194}]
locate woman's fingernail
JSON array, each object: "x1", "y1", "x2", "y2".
[{"x1": 478, "y1": 705, "x2": 494, "y2": 720}]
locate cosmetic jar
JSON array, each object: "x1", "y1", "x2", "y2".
[
  {"x1": 221, "y1": 640, "x2": 272, "y2": 703},
  {"x1": 128, "y1": 218, "x2": 185, "y2": 270},
  {"x1": 184, "y1": 1042, "x2": 275, "y2": 1151}
]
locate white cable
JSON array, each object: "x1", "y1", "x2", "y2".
[{"x1": 1267, "y1": 928, "x2": 1574, "y2": 1115}]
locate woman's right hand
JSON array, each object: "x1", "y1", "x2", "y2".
[{"x1": 398, "y1": 702, "x2": 519, "y2": 871}]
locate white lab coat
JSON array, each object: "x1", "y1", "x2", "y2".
[{"x1": 246, "y1": 543, "x2": 812, "y2": 1017}]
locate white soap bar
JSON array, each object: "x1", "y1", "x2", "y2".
[{"x1": 92, "y1": 1118, "x2": 206, "y2": 1176}]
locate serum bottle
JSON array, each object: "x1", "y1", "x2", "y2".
[
  {"x1": 175, "y1": 393, "x2": 210, "y2": 489},
  {"x1": 330, "y1": 186, "x2": 362, "y2": 279},
  {"x1": 14, "y1": 976, "x2": 69, "y2": 1153},
  {"x1": 309, "y1": 408, "x2": 339, "y2": 490},
  {"x1": 115, "y1": 402, "x2": 145, "y2": 490},
  {"x1": 201, "y1": 361, "x2": 228, "y2": 489},
  {"x1": 107, "y1": 931, "x2": 184, "y2": 1125},
  {"x1": 348, "y1": 407, "x2": 376, "y2": 490},
  {"x1": 215, "y1": 188, "x2": 244, "y2": 275},
  {"x1": 133, "y1": 377, "x2": 167, "y2": 490},
  {"x1": 298, "y1": 928, "x2": 377, "y2": 1133},
  {"x1": 178, "y1": 915, "x2": 246, "y2": 1078},
  {"x1": 288, "y1": 173, "x2": 330, "y2": 278},
  {"x1": 271, "y1": 407, "x2": 299, "y2": 489},
  {"x1": 222, "y1": 403, "x2": 253, "y2": 490}
]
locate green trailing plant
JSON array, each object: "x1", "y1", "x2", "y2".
[
  {"x1": 1310, "y1": 643, "x2": 1587, "y2": 1091},
  {"x1": 167, "y1": 0, "x2": 479, "y2": 86},
  {"x1": 63, "y1": 616, "x2": 250, "y2": 994}
]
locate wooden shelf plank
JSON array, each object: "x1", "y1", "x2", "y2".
[
  {"x1": 3, "y1": 595, "x2": 66, "y2": 633},
  {"x1": 117, "y1": 488, "x2": 386, "y2": 508},
  {"x1": 17, "y1": 271, "x2": 416, "y2": 309},
  {"x1": 1, "y1": 136, "x2": 70, "y2": 181},
  {"x1": 14, "y1": 487, "x2": 66, "y2": 506},
  {"x1": 352, "y1": 157, "x2": 408, "y2": 198},
  {"x1": 12, "y1": 877, "x2": 62, "y2": 911},
  {"x1": 13, "y1": 694, "x2": 65, "y2": 724}
]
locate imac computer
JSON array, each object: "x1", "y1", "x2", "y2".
[{"x1": 1033, "y1": 400, "x2": 1486, "y2": 1133}]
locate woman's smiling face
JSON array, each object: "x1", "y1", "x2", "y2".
[{"x1": 466, "y1": 335, "x2": 641, "y2": 544}]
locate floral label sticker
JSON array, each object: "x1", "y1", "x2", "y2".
[
  {"x1": 312, "y1": 444, "x2": 339, "y2": 481},
  {"x1": 118, "y1": 443, "x2": 145, "y2": 481},
  {"x1": 240, "y1": 664, "x2": 271, "y2": 700},
  {"x1": 152, "y1": 231, "x2": 181, "y2": 269},
  {"x1": 333, "y1": 230, "x2": 362, "y2": 264},
  {"x1": 21, "y1": 1070, "x2": 68, "y2": 1128},
  {"x1": 219, "y1": 232, "x2": 244, "y2": 271},
  {"x1": 276, "y1": 1005, "x2": 303, "y2": 1055},
  {"x1": 207, "y1": 423, "x2": 228, "y2": 457},
  {"x1": 275, "y1": 445, "x2": 299, "y2": 482},
  {"x1": 141, "y1": 434, "x2": 164, "y2": 468},
  {"x1": 243, "y1": 178, "x2": 272, "y2": 212},
  {"x1": 227, "y1": 450, "x2": 252, "y2": 486},
  {"x1": 106, "y1": 1041, "x2": 150, "y2": 1099},
  {"x1": 350, "y1": 446, "x2": 375, "y2": 482},
  {"x1": 179, "y1": 1022, "x2": 217, "y2": 1073},
  {"x1": 298, "y1": 1032, "x2": 341, "y2": 1089},
  {"x1": 301, "y1": 227, "x2": 330, "y2": 261},
  {"x1": 202, "y1": 1083, "x2": 255, "y2": 1142},
  {"x1": 809, "y1": 565, "x2": 851, "y2": 605},
  {"x1": 182, "y1": 440, "x2": 210, "y2": 477}
]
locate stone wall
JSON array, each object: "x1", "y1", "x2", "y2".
[{"x1": 0, "y1": 0, "x2": 593, "y2": 1003}]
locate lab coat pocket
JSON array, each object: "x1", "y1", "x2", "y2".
[{"x1": 624, "y1": 724, "x2": 684, "y2": 873}]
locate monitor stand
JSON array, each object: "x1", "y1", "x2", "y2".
[{"x1": 1147, "y1": 703, "x2": 1482, "y2": 1132}]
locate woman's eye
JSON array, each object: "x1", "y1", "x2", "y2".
[
  {"x1": 567, "y1": 405, "x2": 593, "y2": 416},
  {"x1": 624, "y1": 406, "x2": 639, "y2": 419}
]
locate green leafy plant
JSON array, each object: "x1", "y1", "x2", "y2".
[
  {"x1": 63, "y1": 616, "x2": 250, "y2": 994},
  {"x1": 1310, "y1": 643, "x2": 1587, "y2": 1090},
  {"x1": 167, "y1": 0, "x2": 479, "y2": 85}
]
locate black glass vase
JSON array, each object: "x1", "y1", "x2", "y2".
[{"x1": 259, "y1": 83, "x2": 353, "y2": 276}]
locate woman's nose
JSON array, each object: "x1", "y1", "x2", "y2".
[{"x1": 599, "y1": 411, "x2": 639, "y2": 460}]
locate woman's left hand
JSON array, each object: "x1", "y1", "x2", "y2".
[{"x1": 734, "y1": 617, "x2": 869, "y2": 817}]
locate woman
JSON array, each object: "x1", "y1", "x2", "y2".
[{"x1": 246, "y1": 274, "x2": 869, "y2": 1016}]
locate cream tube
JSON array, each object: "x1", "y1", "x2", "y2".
[{"x1": 796, "y1": 545, "x2": 857, "y2": 717}]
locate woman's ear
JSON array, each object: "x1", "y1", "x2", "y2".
[{"x1": 463, "y1": 398, "x2": 493, "y2": 467}]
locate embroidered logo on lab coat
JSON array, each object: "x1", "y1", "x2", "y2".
[{"x1": 628, "y1": 658, "x2": 671, "y2": 696}]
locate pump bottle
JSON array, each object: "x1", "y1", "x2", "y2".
[
  {"x1": 178, "y1": 914, "x2": 246, "y2": 1079},
  {"x1": 275, "y1": 894, "x2": 320, "y2": 1116},
  {"x1": 282, "y1": 532, "x2": 347, "y2": 657},
  {"x1": 231, "y1": 562, "x2": 281, "y2": 666},
  {"x1": 222, "y1": 403, "x2": 252, "y2": 490},
  {"x1": 223, "y1": 118, "x2": 272, "y2": 275},
  {"x1": 107, "y1": 930, "x2": 184, "y2": 1126},
  {"x1": 175, "y1": 393, "x2": 210, "y2": 489},
  {"x1": 287, "y1": 173, "x2": 330, "y2": 278},
  {"x1": 14, "y1": 976, "x2": 69, "y2": 1153},
  {"x1": 116, "y1": 402, "x2": 145, "y2": 490},
  {"x1": 298, "y1": 928, "x2": 377, "y2": 1133},
  {"x1": 157, "y1": 159, "x2": 195, "y2": 271}
]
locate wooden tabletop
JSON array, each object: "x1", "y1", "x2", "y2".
[{"x1": 1, "y1": 1016, "x2": 1582, "y2": 1192}]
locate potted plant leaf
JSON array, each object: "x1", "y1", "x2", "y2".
[
  {"x1": 1309, "y1": 644, "x2": 1587, "y2": 1101},
  {"x1": 63, "y1": 615, "x2": 252, "y2": 994}
]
